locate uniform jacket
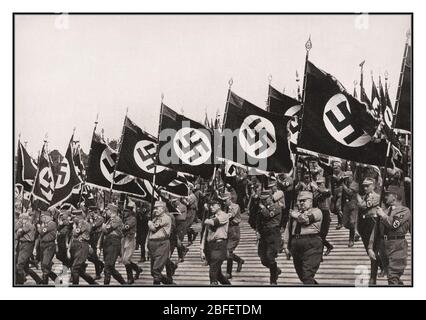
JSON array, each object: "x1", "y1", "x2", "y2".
[
  {"x1": 72, "y1": 218, "x2": 92, "y2": 242},
  {"x1": 205, "y1": 210, "x2": 229, "y2": 242},
  {"x1": 226, "y1": 203, "x2": 241, "y2": 226},
  {"x1": 123, "y1": 214, "x2": 137, "y2": 238},
  {"x1": 102, "y1": 216, "x2": 123, "y2": 238},
  {"x1": 38, "y1": 217, "x2": 57, "y2": 243},
  {"x1": 358, "y1": 191, "x2": 380, "y2": 218},
  {"x1": 149, "y1": 213, "x2": 172, "y2": 240},
  {"x1": 16, "y1": 219, "x2": 36, "y2": 242},
  {"x1": 256, "y1": 202, "x2": 282, "y2": 233}
]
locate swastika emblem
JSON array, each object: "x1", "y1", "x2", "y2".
[
  {"x1": 134, "y1": 140, "x2": 165, "y2": 174},
  {"x1": 384, "y1": 106, "x2": 394, "y2": 128},
  {"x1": 287, "y1": 118, "x2": 299, "y2": 145},
  {"x1": 39, "y1": 167, "x2": 54, "y2": 201},
  {"x1": 173, "y1": 128, "x2": 212, "y2": 166},
  {"x1": 100, "y1": 148, "x2": 133, "y2": 185},
  {"x1": 55, "y1": 158, "x2": 70, "y2": 189},
  {"x1": 239, "y1": 115, "x2": 277, "y2": 159},
  {"x1": 323, "y1": 93, "x2": 371, "y2": 147}
]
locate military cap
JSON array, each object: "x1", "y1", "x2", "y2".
[
  {"x1": 297, "y1": 191, "x2": 313, "y2": 201},
  {"x1": 154, "y1": 201, "x2": 167, "y2": 209},
  {"x1": 219, "y1": 191, "x2": 231, "y2": 201},
  {"x1": 316, "y1": 177, "x2": 326, "y2": 184},
  {"x1": 260, "y1": 189, "x2": 273, "y2": 200},
  {"x1": 343, "y1": 171, "x2": 353, "y2": 178},
  {"x1": 107, "y1": 203, "x2": 119, "y2": 214},
  {"x1": 40, "y1": 210, "x2": 51, "y2": 217},
  {"x1": 385, "y1": 185, "x2": 403, "y2": 199},
  {"x1": 267, "y1": 181, "x2": 277, "y2": 188},
  {"x1": 208, "y1": 197, "x2": 221, "y2": 205},
  {"x1": 332, "y1": 159, "x2": 342, "y2": 165},
  {"x1": 72, "y1": 209, "x2": 85, "y2": 216},
  {"x1": 362, "y1": 177, "x2": 375, "y2": 186}
]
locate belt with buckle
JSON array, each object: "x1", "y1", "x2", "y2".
[
  {"x1": 383, "y1": 235, "x2": 405, "y2": 240},
  {"x1": 293, "y1": 233, "x2": 320, "y2": 239}
]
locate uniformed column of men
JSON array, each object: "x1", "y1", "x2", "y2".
[{"x1": 15, "y1": 158, "x2": 411, "y2": 286}]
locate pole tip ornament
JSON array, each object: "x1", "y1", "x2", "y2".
[
  {"x1": 384, "y1": 71, "x2": 389, "y2": 81},
  {"x1": 359, "y1": 60, "x2": 365, "y2": 68},
  {"x1": 406, "y1": 29, "x2": 411, "y2": 40},
  {"x1": 305, "y1": 36, "x2": 312, "y2": 51},
  {"x1": 161, "y1": 93, "x2": 164, "y2": 102},
  {"x1": 228, "y1": 78, "x2": 233, "y2": 89},
  {"x1": 268, "y1": 74, "x2": 272, "y2": 84},
  {"x1": 353, "y1": 80, "x2": 358, "y2": 86}
]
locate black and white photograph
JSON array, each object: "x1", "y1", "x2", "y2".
[{"x1": 13, "y1": 12, "x2": 412, "y2": 288}]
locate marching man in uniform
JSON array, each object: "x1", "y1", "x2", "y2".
[
  {"x1": 69, "y1": 210, "x2": 92, "y2": 285},
  {"x1": 122, "y1": 201, "x2": 142, "y2": 284},
  {"x1": 369, "y1": 185, "x2": 411, "y2": 285},
  {"x1": 284, "y1": 191, "x2": 323, "y2": 285},
  {"x1": 221, "y1": 192, "x2": 244, "y2": 280},
  {"x1": 147, "y1": 201, "x2": 172, "y2": 285},
  {"x1": 255, "y1": 190, "x2": 282, "y2": 285},
  {"x1": 100, "y1": 204, "x2": 126, "y2": 285},
  {"x1": 15, "y1": 210, "x2": 42, "y2": 285},
  {"x1": 202, "y1": 198, "x2": 230, "y2": 285},
  {"x1": 357, "y1": 177, "x2": 381, "y2": 285},
  {"x1": 37, "y1": 210, "x2": 58, "y2": 284}
]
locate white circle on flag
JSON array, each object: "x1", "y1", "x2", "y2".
[
  {"x1": 323, "y1": 93, "x2": 371, "y2": 147},
  {"x1": 100, "y1": 148, "x2": 133, "y2": 185},
  {"x1": 39, "y1": 167, "x2": 54, "y2": 201},
  {"x1": 55, "y1": 158, "x2": 70, "y2": 189},
  {"x1": 173, "y1": 128, "x2": 212, "y2": 166},
  {"x1": 134, "y1": 140, "x2": 165, "y2": 174},
  {"x1": 384, "y1": 106, "x2": 394, "y2": 128},
  {"x1": 239, "y1": 115, "x2": 277, "y2": 159}
]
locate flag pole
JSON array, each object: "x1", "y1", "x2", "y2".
[
  {"x1": 266, "y1": 75, "x2": 272, "y2": 111},
  {"x1": 150, "y1": 94, "x2": 164, "y2": 219},
  {"x1": 291, "y1": 36, "x2": 312, "y2": 209},
  {"x1": 109, "y1": 109, "x2": 128, "y2": 204},
  {"x1": 379, "y1": 29, "x2": 411, "y2": 205},
  {"x1": 78, "y1": 113, "x2": 99, "y2": 207},
  {"x1": 370, "y1": 31, "x2": 411, "y2": 285}
]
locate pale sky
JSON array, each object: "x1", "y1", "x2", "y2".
[{"x1": 15, "y1": 14, "x2": 411, "y2": 157}]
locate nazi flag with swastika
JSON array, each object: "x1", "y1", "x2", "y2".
[
  {"x1": 158, "y1": 104, "x2": 215, "y2": 179},
  {"x1": 31, "y1": 143, "x2": 55, "y2": 210},
  {"x1": 15, "y1": 141, "x2": 37, "y2": 193},
  {"x1": 86, "y1": 132, "x2": 157, "y2": 201},
  {"x1": 267, "y1": 85, "x2": 301, "y2": 117},
  {"x1": 298, "y1": 61, "x2": 388, "y2": 166},
  {"x1": 222, "y1": 90, "x2": 293, "y2": 173},
  {"x1": 49, "y1": 135, "x2": 83, "y2": 208},
  {"x1": 116, "y1": 116, "x2": 189, "y2": 196}
]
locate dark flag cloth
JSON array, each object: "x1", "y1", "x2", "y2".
[
  {"x1": 15, "y1": 141, "x2": 37, "y2": 193},
  {"x1": 298, "y1": 61, "x2": 388, "y2": 167},
  {"x1": 379, "y1": 77, "x2": 387, "y2": 119},
  {"x1": 158, "y1": 104, "x2": 215, "y2": 179},
  {"x1": 384, "y1": 81, "x2": 394, "y2": 129},
  {"x1": 395, "y1": 44, "x2": 412, "y2": 132},
  {"x1": 31, "y1": 144, "x2": 55, "y2": 210},
  {"x1": 267, "y1": 85, "x2": 301, "y2": 116},
  {"x1": 86, "y1": 133, "x2": 156, "y2": 201},
  {"x1": 49, "y1": 136, "x2": 83, "y2": 208},
  {"x1": 223, "y1": 90, "x2": 293, "y2": 173},
  {"x1": 371, "y1": 79, "x2": 382, "y2": 119},
  {"x1": 115, "y1": 116, "x2": 189, "y2": 196},
  {"x1": 73, "y1": 144, "x2": 85, "y2": 180}
]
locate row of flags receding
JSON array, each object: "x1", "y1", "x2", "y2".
[{"x1": 15, "y1": 38, "x2": 411, "y2": 210}]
